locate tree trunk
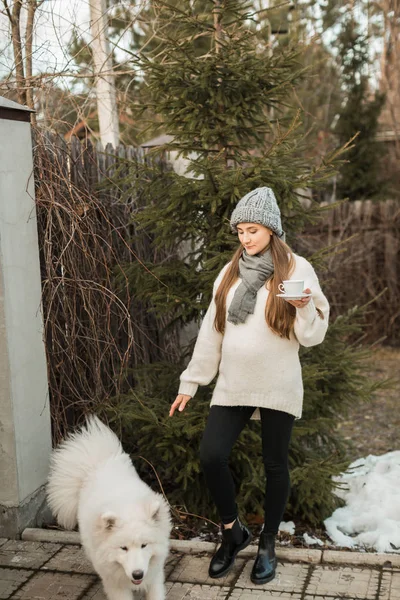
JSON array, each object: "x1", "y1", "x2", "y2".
[
  {"x1": 26, "y1": 0, "x2": 38, "y2": 122},
  {"x1": 213, "y1": 0, "x2": 222, "y2": 54},
  {"x1": 89, "y1": 0, "x2": 120, "y2": 148},
  {"x1": 11, "y1": 0, "x2": 26, "y2": 105}
]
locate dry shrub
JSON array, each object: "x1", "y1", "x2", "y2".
[{"x1": 33, "y1": 130, "x2": 177, "y2": 443}]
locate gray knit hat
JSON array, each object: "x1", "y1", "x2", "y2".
[{"x1": 230, "y1": 187, "x2": 284, "y2": 238}]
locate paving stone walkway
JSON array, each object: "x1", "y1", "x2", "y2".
[{"x1": 0, "y1": 535, "x2": 399, "y2": 599}]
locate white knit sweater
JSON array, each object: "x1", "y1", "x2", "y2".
[{"x1": 178, "y1": 254, "x2": 330, "y2": 420}]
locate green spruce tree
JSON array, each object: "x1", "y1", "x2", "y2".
[
  {"x1": 335, "y1": 17, "x2": 386, "y2": 200},
  {"x1": 108, "y1": 0, "x2": 381, "y2": 529}
]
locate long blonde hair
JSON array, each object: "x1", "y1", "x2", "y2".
[{"x1": 214, "y1": 234, "x2": 296, "y2": 339}]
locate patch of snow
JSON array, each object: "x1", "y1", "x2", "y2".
[
  {"x1": 324, "y1": 451, "x2": 400, "y2": 553},
  {"x1": 303, "y1": 533, "x2": 324, "y2": 546},
  {"x1": 279, "y1": 521, "x2": 295, "y2": 535}
]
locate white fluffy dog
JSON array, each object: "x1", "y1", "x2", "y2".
[{"x1": 47, "y1": 416, "x2": 171, "y2": 600}]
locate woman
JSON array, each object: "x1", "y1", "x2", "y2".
[{"x1": 169, "y1": 187, "x2": 329, "y2": 584}]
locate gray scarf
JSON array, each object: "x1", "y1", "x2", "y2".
[{"x1": 227, "y1": 248, "x2": 274, "y2": 325}]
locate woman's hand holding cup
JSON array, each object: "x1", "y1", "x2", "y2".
[
  {"x1": 169, "y1": 394, "x2": 191, "y2": 416},
  {"x1": 285, "y1": 288, "x2": 312, "y2": 309},
  {"x1": 278, "y1": 279, "x2": 312, "y2": 309}
]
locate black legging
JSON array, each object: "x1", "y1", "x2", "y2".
[{"x1": 200, "y1": 405, "x2": 295, "y2": 534}]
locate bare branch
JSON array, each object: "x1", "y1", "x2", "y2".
[{"x1": 2, "y1": 0, "x2": 13, "y2": 23}]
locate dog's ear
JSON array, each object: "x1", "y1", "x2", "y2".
[
  {"x1": 147, "y1": 498, "x2": 161, "y2": 522},
  {"x1": 99, "y1": 511, "x2": 118, "y2": 531}
]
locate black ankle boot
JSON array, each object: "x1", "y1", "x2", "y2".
[
  {"x1": 250, "y1": 531, "x2": 277, "y2": 584},
  {"x1": 208, "y1": 518, "x2": 252, "y2": 579}
]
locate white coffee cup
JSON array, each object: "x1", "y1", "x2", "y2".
[{"x1": 278, "y1": 280, "x2": 304, "y2": 296}]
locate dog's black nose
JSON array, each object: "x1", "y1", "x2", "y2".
[{"x1": 132, "y1": 570, "x2": 144, "y2": 580}]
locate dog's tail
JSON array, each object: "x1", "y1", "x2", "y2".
[{"x1": 47, "y1": 416, "x2": 125, "y2": 530}]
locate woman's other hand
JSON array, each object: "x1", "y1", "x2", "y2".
[{"x1": 169, "y1": 394, "x2": 191, "y2": 416}]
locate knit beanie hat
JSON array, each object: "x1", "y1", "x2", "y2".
[{"x1": 230, "y1": 187, "x2": 284, "y2": 238}]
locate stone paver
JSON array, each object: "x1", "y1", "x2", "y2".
[
  {"x1": 81, "y1": 581, "x2": 107, "y2": 600},
  {"x1": 166, "y1": 553, "x2": 183, "y2": 578},
  {"x1": 239, "y1": 545, "x2": 321, "y2": 564},
  {"x1": 230, "y1": 590, "x2": 302, "y2": 599},
  {"x1": 236, "y1": 562, "x2": 309, "y2": 593},
  {"x1": 323, "y1": 549, "x2": 400, "y2": 568},
  {"x1": 0, "y1": 541, "x2": 60, "y2": 569},
  {"x1": 381, "y1": 571, "x2": 400, "y2": 600},
  {"x1": 304, "y1": 597, "x2": 369, "y2": 600},
  {"x1": 0, "y1": 537, "x2": 399, "y2": 600},
  {"x1": 305, "y1": 565, "x2": 380, "y2": 599},
  {"x1": 168, "y1": 554, "x2": 245, "y2": 586},
  {"x1": 170, "y1": 540, "x2": 217, "y2": 554},
  {"x1": 276, "y1": 548, "x2": 321, "y2": 564},
  {"x1": 0, "y1": 568, "x2": 32, "y2": 599},
  {"x1": 12, "y1": 571, "x2": 95, "y2": 599},
  {"x1": 42, "y1": 545, "x2": 95, "y2": 574},
  {"x1": 165, "y1": 582, "x2": 230, "y2": 599},
  {"x1": 22, "y1": 529, "x2": 80, "y2": 546}
]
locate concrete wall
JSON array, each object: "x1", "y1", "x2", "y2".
[{"x1": 0, "y1": 112, "x2": 52, "y2": 536}]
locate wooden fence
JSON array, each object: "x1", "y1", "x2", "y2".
[{"x1": 296, "y1": 199, "x2": 400, "y2": 344}]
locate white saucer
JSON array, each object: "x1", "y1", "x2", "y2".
[{"x1": 276, "y1": 292, "x2": 312, "y2": 300}]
